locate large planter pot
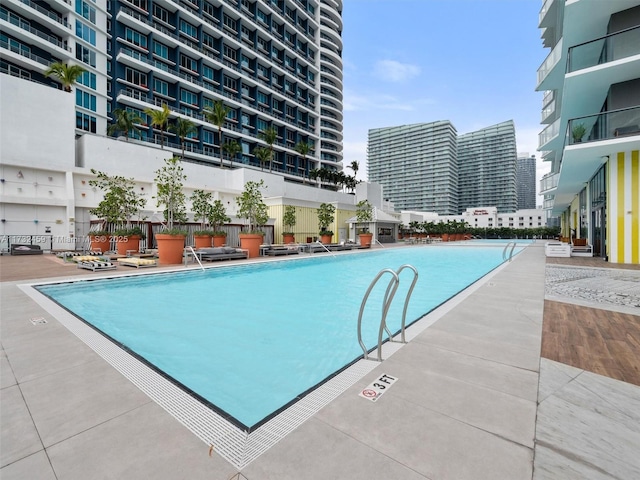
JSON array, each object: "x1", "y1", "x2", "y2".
[
  {"x1": 116, "y1": 234, "x2": 141, "y2": 255},
  {"x1": 156, "y1": 234, "x2": 186, "y2": 265},
  {"x1": 239, "y1": 233, "x2": 264, "y2": 258},
  {"x1": 282, "y1": 233, "x2": 295, "y2": 244},
  {"x1": 194, "y1": 234, "x2": 212, "y2": 249},
  {"x1": 212, "y1": 234, "x2": 226, "y2": 247},
  {"x1": 320, "y1": 233, "x2": 333, "y2": 244},
  {"x1": 89, "y1": 234, "x2": 110, "y2": 253},
  {"x1": 442, "y1": 233, "x2": 450, "y2": 242},
  {"x1": 359, "y1": 232, "x2": 373, "y2": 248}
]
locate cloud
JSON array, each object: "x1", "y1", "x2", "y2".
[
  {"x1": 372, "y1": 60, "x2": 421, "y2": 82},
  {"x1": 343, "y1": 90, "x2": 423, "y2": 112}
]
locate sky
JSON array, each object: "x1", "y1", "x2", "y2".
[{"x1": 340, "y1": 0, "x2": 549, "y2": 200}]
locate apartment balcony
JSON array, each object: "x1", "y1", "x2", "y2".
[
  {"x1": 537, "y1": 37, "x2": 563, "y2": 90},
  {"x1": 539, "y1": 172, "x2": 558, "y2": 194},
  {"x1": 567, "y1": 105, "x2": 640, "y2": 146},
  {"x1": 567, "y1": 25, "x2": 640, "y2": 73},
  {"x1": 538, "y1": 0, "x2": 558, "y2": 49},
  {"x1": 541, "y1": 95, "x2": 556, "y2": 124},
  {"x1": 538, "y1": 117, "x2": 560, "y2": 149}
]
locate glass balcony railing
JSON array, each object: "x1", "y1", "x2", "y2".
[
  {"x1": 537, "y1": 37, "x2": 563, "y2": 86},
  {"x1": 567, "y1": 105, "x2": 640, "y2": 145},
  {"x1": 567, "y1": 25, "x2": 640, "y2": 73},
  {"x1": 540, "y1": 172, "x2": 558, "y2": 193},
  {"x1": 538, "y1": 117, "x2": 560, "y2": 148}
]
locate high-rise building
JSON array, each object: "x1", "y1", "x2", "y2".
[
  {"x1": 367, "y1": 121, "x2": 458, "y2": 215},
  {"x1": 516, "y1": 154, "x2": 536, "y2": 210},
  {"x1": 537, "y1": 0, "x2": 639, "y2": 263},
  {"x1": 0, "y1": 0, "x2": 343, "y2": 182},
  {"x1": 458, "y1": 120, "x2": 517, "y2": 214}
]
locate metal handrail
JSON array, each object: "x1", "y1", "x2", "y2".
[
  {"x1": 357, "y1": 263, "x2": 419, "y2": 361},
  {"x1": 186, "y1": 246, "x2": 205, "y2": 270},
  {"x1": 314, "y1": 239, "x2": 335, "y2": 256},
  {"x1": 357, "y1": 268, "x2": 399, "y2": 362},
  {"x1": 502, "y1": 242, "x2": 517, "y2": 262},
  {"x1": 396, "y1": 265, "x2": 419, "y2": 343}
]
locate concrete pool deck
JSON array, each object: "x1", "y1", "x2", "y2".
[{"x1": 1, "y1": 242, "x2": 639, "y2": 479}]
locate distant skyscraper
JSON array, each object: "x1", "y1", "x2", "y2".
[
  {"x1": 517, "y1": 154, "x2": 537, "y2": 210},
  {"x1": 458, "y1": 120, "x2": 517, "y2": 213},
  {"x1": 367, "y1": 121, "x2": 458, "y2": 214}
]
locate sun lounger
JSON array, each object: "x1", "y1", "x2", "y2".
[
  {"x1": 265, "y1": 245, "x2": 301, "y2": 256},
  {"x1": 77, "y1": 260, "x2": 117, "y2": 271},
  {"x1": 196, "y1": 247, "x2": 248, "y2": 262},
  {"x1": 118, "y1": 257, "x2": 158, "y2": 268}
]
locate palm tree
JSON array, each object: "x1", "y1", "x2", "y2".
[
  {"x1": 170, "y1": 117, "x2": 197, "y2": 159},
  {"x1": 44, "y1": 62, "x2": 86, "y2": 92},
  {"x1": 253, "y1": 146, "x2": 271, "y2": 171},
  {"x1": 294, "y1": 141, "x2": 312, "y2": 184},
  {"x1": 202, "y1": 100, "x2": 230, "y2": 160},
  {"x1": 144, "y1": 104, "x2": 171, "y2": 149},
  {"x1": 349, "y1": 160, "x2": 359, "y2": 178},
  {"x1": 222, "y1": 140, "x2": 242, "y2": 168},
  {"x1": 259, "y1": 126, "x2": 278, "y2": 173},
  {"x1": 107, "y1": 108, "x2": 143, "y2": 142}
]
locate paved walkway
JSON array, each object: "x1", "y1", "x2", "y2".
[{"x1": 1, "y1": 243, "x2": 639, "y2": 479}]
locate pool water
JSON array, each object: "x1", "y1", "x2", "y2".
[{"x1": 37, "y1": 244, "x2": 523, "y2": 430}]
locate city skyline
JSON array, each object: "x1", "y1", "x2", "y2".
[{"x1": 341, "y1": 0, "x2": 549, "y2": 196}]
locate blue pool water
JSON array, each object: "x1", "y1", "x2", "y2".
[{"x1": 37, "y1": 244, "x2": 524, "y2": 430}]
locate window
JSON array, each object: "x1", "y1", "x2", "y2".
[
  {"x1": 129, "y1": 0, "x2": 148, "y2": 11},
  {"x1": 154, "y1": 78, "x2": 168, "y2": 96},
  {"x1": 202, "y1": 33, "x2": 218, "y2": 52},
  {"x1": 76, "y1": 112, "x2": 96, "y2": 133},
  {"x1": 76, "y1": 21, "x2": 96, "y2": 45},
  {"x1": 272, "y1": 98, "x2": 281, "y2": 112},
  {"x1": 152, "y1": 3, "x2": 168, "y2": 23},
  {"x1": 75, "y1": 0, "x2": 95, "y2": 24},
  {"x1": 76, "y1": 88, "x2": 96, "y2": 111},
  {"x1": 125, "y1": 67, "x2": 147, "y2": 87},
  {"x1": 202, "y1": 130, "x2": 214, "y2": 145},
  {"x1": 153, "y1": 41, "x2": 168, "y2": 59},
  {"x1": 257, "y1": 118, "x2": 268, "y2": 132},
  {"x1": 223, "y1": 75, "x2": 237, "y2": 92},
  {"x1": 179, "y1": 20, "x2": 197, "y2": 39},
  {"x1": 223, "y1": 14, "x2": 237, "y2": 32},
  {"x1": 124, "y1": 27, "x2": 147, "y2": 49},
  {"x1": 76, "y1": 45, "x2": 96, "y2": 67},
  {"x1": 241, "y1": 83, "x2": 253, "y2": 99},
  {"x1": 78, "y1": 71, "x2": 96, "y2": 89},
  {"x1": 284, "y1": 55, "x2": 294, "y2": 70},
  {"x1": 240, "y1": 54, "x2": 252, "y2": 71},
  {"x1": 181, "y1": 89, "x2": 198, "y2": 106},
  {"x1": 257, "y1": 91, "x2": 268, "y2": 105},
  {"x1": 203, "y1": 2, "x2": 217, "y2": 19},
  {"x1": 257, "y1": 63, "x2": 269, "y2": 79},
  {"x1": 256, "y1": 9, "x2": 268, "y2": 25},
  {"x1": 257, "y1": 36, "x2": 269, "y2": 53},
  {"x1": 202, "y1": 65, "x2": 215, "y2": 81},
  {"x1": 223, "y1": 45, "x2": 237, "y2": 62},
  {"x1": 286, "y1": 105, "x2": 295, "y2": 118},
  {"x1": 202, "y1": 97, "x2": 214, "y2": 110},
  {"x1": 241, "y1": 26, "x2": 253, "y2": 43},
  {"x1": 180, "y1": 54, "x2": 198, "y2": 72}
]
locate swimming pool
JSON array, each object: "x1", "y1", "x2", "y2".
[{"x1": 36, "y1": 244, "x2": 524, "y2": 431}]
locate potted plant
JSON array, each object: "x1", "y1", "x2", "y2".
[
  {"x1": 572, "y1": 123, "x2": 586, "y2": 143},
  {"x1": 317, "y1": 202, "x2": 336, "y2": 244},
  {"x1": 88, "y1": 169, "x2": 146, "y2": 255},
  {"x1": 191, "y1": 189, "x2": 214, "y2": 249},
  {"x1": 236, "y1": 180, "x2": 269, "y2": 258},
  {"x1": 355, "y1": 199, "x2": 373, "y2": 248},
  {"x1": 209, "y1": 199, "x2": 230, "y2": 247},
  {"x1": 282, "y1": 205, "x2": 297, "y2": 244},
  {"x1": 154, "y1": 156, "x2": 188, "y2": 264}
]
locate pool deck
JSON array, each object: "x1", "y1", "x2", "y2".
[{"x1": 1, "y1": 242, "x2": 639, "y2": 479}]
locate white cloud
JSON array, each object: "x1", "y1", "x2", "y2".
[
  {"x1": 343, "y1": 90, "x2": 423, "y2": 112},
  {"x1": 373, "y1": 60, "x2": 421, "y2": 83}
]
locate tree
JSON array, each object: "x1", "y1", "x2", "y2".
[
  {"x1": 107, "y1": 108, "x2": 143, "y2": 142},
  {"x1": 349, "y1": 161, "x2": 359, "y2": 178},
  {"x1": 88, "y1": 169, "x2": 145, "y2": 234},
  {"x1": 294, "y1": 141, "x2": 312, "y2": 184},
  {"x1": 222, "y1": 140, "x2": 242, "y2": 169},
  {"x1": 190, "y1": 189, "x2": 214, "y2": 232},
  {"x1": 170, "y1": 117, "x2": 197, "y2": 159},
  {"x1": 317, "y1": 203, "x2": 336, "y2": 235},
  {"x1": 145, "y1": 104, "x2": 171, "y2": 149},
  {"x1": 253, "y1": 146, "x2": 271, "y2": 171},
  {"x1": 44, "y1": 62, "x2": 86, "y2": 92},
  {"x1": 154, "y1": 156, "x2": 188, "y2": 232},
  {"x1": 259, "y1": 126, "x2": 278, "y2": 173},
  {"x1": 355, "y1": 200, "x2": 373, "y2": 233},
  {"x1": 236, "y1": 180, "x2": 269, "y2": 233},
  {"x1": 202, "y1": 100, "x2": 230, "y2": 159},
  {"x1": 282, "y1": 205, "x2": 297, "y2": 234},
  {"x1": 208, "y1": 199, "x2": 230, "y2": 234}
]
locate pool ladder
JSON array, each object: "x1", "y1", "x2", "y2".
[
  {"x1": 502, "y1": 242, "x2": 517, "y2": 262},
  {"x1": 357, "y1": 264, "x2": 418, "y2": 362}
]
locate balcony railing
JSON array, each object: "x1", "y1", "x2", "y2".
[
  {"x1": 567, "y1": 105, "x2": 640, "y2": 145},
  {"x1": 537, "y1": 37, "x2": 563, "y2": 87},
  {"x1": 567, "y1": 25, "x2": 640, "y2": 73},
  {"x1": 538, "y1": 117, "x2": 560, "y2": 148},
  {"x1": 539, "y1": 172, "x2": 558, "y2": 194}
]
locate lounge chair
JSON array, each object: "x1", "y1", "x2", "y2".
[
  {"x1": 118, "y1": 257, "x2": 158, "y2": 268},
  {"x1": 265, "y1": 245, "x2": 301, "y2": 256},
  {"x1": 77, "y1": 260, "x2": 117, "y2": 271},
  {"x1": 196, "y1": 247, "x2": 249, "y2": 262},
  {"x1": 571, "y1": 238, "x2": 593, "y2": 257}
]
